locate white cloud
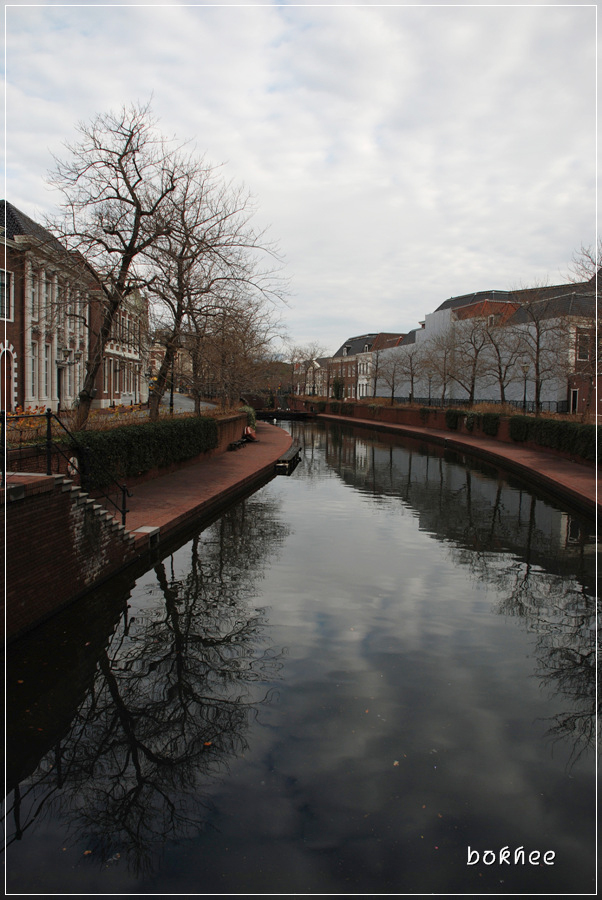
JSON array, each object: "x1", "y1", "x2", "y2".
[{"x1": 4, "y1": 2, "x2": 595, "y2": 352}]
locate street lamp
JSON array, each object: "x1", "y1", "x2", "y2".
[{"x1": 521, "y1": 363, "x2": 529, "y2": 414}]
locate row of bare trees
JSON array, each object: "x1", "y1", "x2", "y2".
[
  {"x1": 48, "y1": 100, "x2": 285, "y2": 427},
  {"x1": 374, "y1": 289, "x2": 596, "y2": 412}
]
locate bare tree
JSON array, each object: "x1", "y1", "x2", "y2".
[
  {"x1": 379, "y1": 350, "x2": 405, "y2": 405},
  {"x1": 568, "y1": 239, "x2": 601, "y2": 284},
  {"x1": 481, "y1": 316, "x2": 523, "y2": 403},
  {"x1": 48, "y1": 101, "x2": 186, "y2": 428},
  {"x1": 371, "y1": 348, "x2": 383, "y2": 398},
  {"x1": 288, "y1": 342, "x2": 328, "y2": 396},
  {"x1": 448, "y1": 314, "x2": 489, "y2": 405},
  {"x1": 396, "y1": 343, "x2": 425, "y2": 404},
  {"x1": 421, "y1": 331, "x2": 455, "y2": 403},
  {"x1": 143, "y1": 159, "x2": 284, "y2": 417},
  {"x1": 508, "y1": 288, "x2": 571, "y2": 414}
]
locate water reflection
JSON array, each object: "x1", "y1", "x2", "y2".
[
  {"x1": 6, "y1": 420, "x2": 596, "y2": 893},
  {"x1": 292, "y1": 420, "x2": 597, "y2": 764},
  {"x1": 6, "y1": 493, "x2": 289, "y2": 878}
]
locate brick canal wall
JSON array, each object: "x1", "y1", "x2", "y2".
[
  {"x1": 4, "y1": 415, "x2": 249, "y2": 642},
  {"x1": 3, "y1": 474, "x2": 137, "y2": 641},
  {"x1": 291, "y1": 399, "x2": 594, "y2": 466}
]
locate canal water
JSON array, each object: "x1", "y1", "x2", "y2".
[{"x1": 5, "y1": 420, "x2": 597, "y2": 895}]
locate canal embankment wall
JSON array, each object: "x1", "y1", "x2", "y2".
[
  {"x1": 288, "y1": 399, "x2": 598, "y2": 519},
  {"x1": 4, "y1": 419, "x2": 292, "y2": 642}
]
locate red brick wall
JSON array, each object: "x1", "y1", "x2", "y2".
[{"x1": 3, "y1": 475, "x2": 136, "y2": 641}]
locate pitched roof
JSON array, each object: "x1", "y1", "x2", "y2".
[
  {"x1": 332, "y1": 334, "x2": 378, "y2": 357},
  {"x1": 371, "y1": 332, "x2": 405, "y2": 351},
  {"x1": 400, "y1": 329, "x2": 419, "y2": 345},
  {"x1": 453, "y1": 299, "x2": 521, "y2": 323},
  {"x1": 506, "y1": 292, "x2": 595, "y2": 325},
  {"x1": 1, "y1": 199, "x2": 65, "y2": 252},
  {"x1": 434, "y1": 290, "x2": 512, "y2": 313}
]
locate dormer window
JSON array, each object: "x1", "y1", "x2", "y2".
[{"x1": 363, "y1": 344, "x2": 369, "y2": 352}]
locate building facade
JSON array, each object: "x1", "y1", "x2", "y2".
[{"x1": 1, "y1": 200, "x2": 92, "y2": 413}]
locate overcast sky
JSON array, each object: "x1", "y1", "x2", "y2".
[{"x1": 4, "y1": 1, "x2": 596, "y2": 354}]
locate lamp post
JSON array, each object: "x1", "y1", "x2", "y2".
[
  {"x1": 428, "y1": 376, "x2": 432, "y2": 406},
  {"x1": 521, "y1": 363, "x2": 529, "y2": 414}
]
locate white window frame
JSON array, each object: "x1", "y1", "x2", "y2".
[
  {"x1": 0, "y1": 269, "x2": 14, "y2": 321},
  {"x1": 31, "y1": 342, "x2": 38, "y2": 396},
  {"x1": 44, "y1": 344, "x2": 51, "y2": 397}
]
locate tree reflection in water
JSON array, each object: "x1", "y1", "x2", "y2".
[
  {"x1": 5, "y1": 494, "x2": 289, "y2": 877},
  {"x1": 297, "y1": 420, "x2": 597, "y2": 769}
]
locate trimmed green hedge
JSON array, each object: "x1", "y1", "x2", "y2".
[
  {"x1": 316, "y1": 400, "x2": 327, "y2": 413},
  {"x1": 445, "y1": 409, "x2": 460, "y2": 430},
  {"x1": 72, "y1": 416, "x2": 219, "y2": 488},
  {"x1": 482, "y1": 413, "x2": 500, "y2": 437},
  {"x1": 341, "y1": 403, "x2": 355, "y2": 417},
  {"x1": 330, "y1": 402, "x2": 341, "y2": 415},
  {"x1": 509, "y1": 416, "x2": 597, "y2": 462}
]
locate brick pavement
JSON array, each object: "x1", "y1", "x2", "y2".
[{"x1": 125, "y1": 421, "x2": 293, "y2": 548}]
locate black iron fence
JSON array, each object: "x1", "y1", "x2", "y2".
[
  {"x1": 393, "y1": 397, "x2": 569, "y2": 414},
  {"x1": 4, "y1": 408, "x2": 131, "y2": 525}
]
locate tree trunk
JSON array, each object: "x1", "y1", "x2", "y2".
[
  {"x1": 75, "y1": 292, "x2": 120, "y2": 429},
  {"x1": 149, "y1": 340, "x2": 178, "y2": 420}
]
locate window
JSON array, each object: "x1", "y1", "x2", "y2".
[
  {"x1": 30, "y1": 273, "x2": 39, "y2": 319},
  {"x1": 44, "y1": 344, "x2": 51, "y2": 397},
  {"x1": 0, "y1": 270, "x2": 12, "y2": 319},
  {"x1": 577, "y1": 332, "x2": 590, "y2": 361},
  {"x1": 31, "y1": 343, "x2": 38, "y2": 396}
]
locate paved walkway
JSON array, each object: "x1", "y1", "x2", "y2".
[
  {"x1": 125, "y1": 421, "x2": 292, "y2": 547},
  {"x1": 321, "y1": 414, "x2": 599, "y2": 519},
  {"x1": 5, "y1": 417, "x2": 596, "y2": 559}
]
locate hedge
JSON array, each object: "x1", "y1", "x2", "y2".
[
  {"x1": 481, "y1": 413, "x2": 500, "y2": 437},
  {"x1": 445, "y1": 409, "x2": 460, "y2": 430},
  {"x1": 509, "y1": 416, "x2": 597, "y2": 462},
  {"x1": 71, "y1": 415, "x2": 219, "y2": 488},
  {"x1": 239, "y1": 405, "x2": 256, "y2": 428}
]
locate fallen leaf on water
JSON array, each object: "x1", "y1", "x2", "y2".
[
  {"x1": 393, "y1": 761, "x2": 399, "y2": 767},
  {"x1": 17, "y1": 680, "x2": 24, "y2": 684},
  {"x1": 83, "y1": 850, "x2": 92, "y2": 856},
  {"x1": 204, "y1": 741, "x2": 212, "y2": 747}
]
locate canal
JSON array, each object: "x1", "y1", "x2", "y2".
[{"x1": 5, "y1": 419, "x2": 597, "y2": 895}]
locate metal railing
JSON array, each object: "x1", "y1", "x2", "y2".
[
  {"x1": 393, "y1": 397, "x2": 570, "y2": 414},
  {"x1": 4, "y1": 408, "x2": 131, "y2": 525}
]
